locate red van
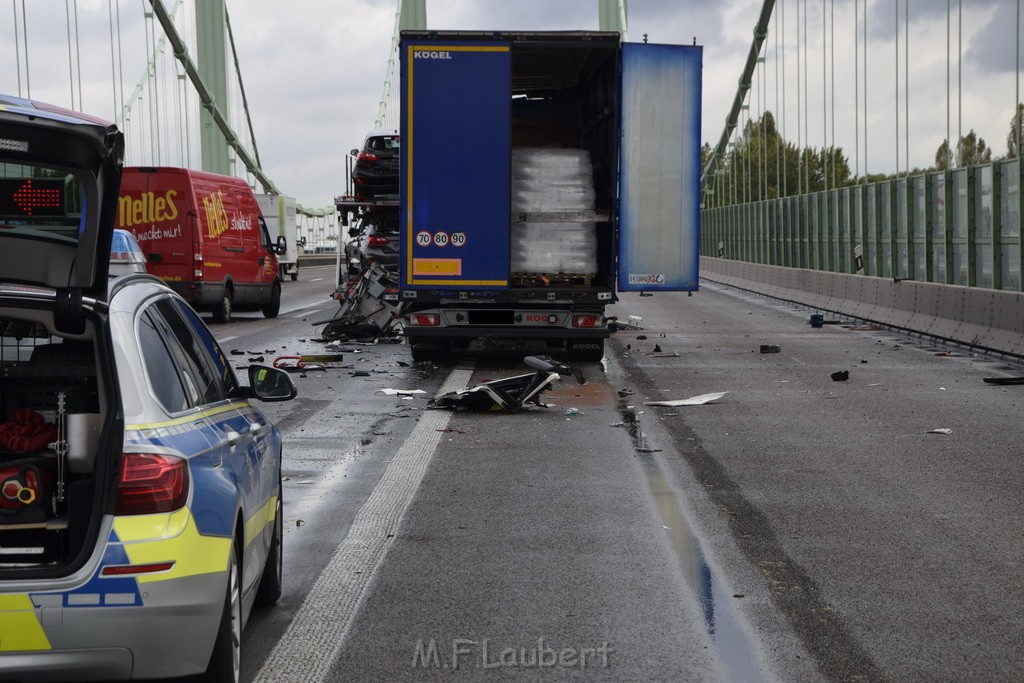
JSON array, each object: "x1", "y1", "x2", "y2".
[{"x1": 117, "y1": 167, "x2": 286, "y2": 322}]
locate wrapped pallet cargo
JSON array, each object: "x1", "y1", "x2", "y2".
[{"x1": 511, "y1": 147, "x2": 598, "y2": 276}]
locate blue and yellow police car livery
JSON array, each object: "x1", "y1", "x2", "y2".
[{"x1": 0, "y1": 94, "x2": 296, "y2": 680}]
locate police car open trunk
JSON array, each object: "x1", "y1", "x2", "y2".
[
  {"x1": 0, "y1": 321, "x2": 112, "y2": 574},
  {"x1": 0, "y1": 95, "x2": 122, "y2": 577}
]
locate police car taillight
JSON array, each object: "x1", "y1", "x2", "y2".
[
  {"x1": 101, "y1": 561, "x2": 175, "y2": 576},
  {"x1": 115, "y1": 453, "x2": 189, "y2": 516},
  {"x1": 367, "y1": 235, "x2": 390, "y2": 246},
  {"x1": 358, "y1": 151, "x2": 378, "y2": 162}
]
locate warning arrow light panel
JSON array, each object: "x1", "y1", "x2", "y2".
[{"x1": 0, "y1": 178, "x2": 66, "y2": 217}]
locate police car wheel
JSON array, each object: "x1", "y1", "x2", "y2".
[
  {"x1": 203, "y1": 543, "x2": 241, "y2": 682},
  {"x1": 255, "y1": 489, "x2": 284, "y2": 607}
]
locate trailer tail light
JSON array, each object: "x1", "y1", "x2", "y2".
[
  {"x1": 367, "y1": 235, "x2": 391, "y2": 246},
  {"x1": 115, "y1": 453, "x2": 189, "y2": 516},
  {"x1": 572, "y1": 314, "x2": 601, "y2": 328},
  {"x1": 409, "y1": 313, "x2": 440, "y2": 327}
]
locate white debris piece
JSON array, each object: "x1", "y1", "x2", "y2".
[
  {"x1": 376, "y1": 389, "x2": 428, "y2": 396},
  {"x1": 644, "y1": 392, "x2": 729, "y2": 407}
]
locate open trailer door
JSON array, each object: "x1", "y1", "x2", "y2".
[
  {"x1": 400, "y1": 40, "x2": 512, "y2": 291},
  {"x1": 617, "y1": 42, "x2": 703, "y2": 292}
]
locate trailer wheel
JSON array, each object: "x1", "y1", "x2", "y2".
[
  {"x1": 567, "y1": 338, "x2": 604, "y2": 362},
  {"x1": 262, "y1": 283, "x2": 281, "y2": 318},
  {"x1": 408, "y1": 337, "x2": 450, "y2": 362},
  {"x1": 290, "y1": 269, "x2": 298, "y2": 282},
  {"x1": 212, "y1": 289, "x2": 232, "y2": 324}
]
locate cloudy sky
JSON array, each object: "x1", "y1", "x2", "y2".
[{"x1": 2, "y1": 0, "x2": 1022, "y2": 209}]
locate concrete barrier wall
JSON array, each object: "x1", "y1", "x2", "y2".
[
  {"x1": 700, "y1": 257, "x2": 1024, "y2": 357},
  {"x1": 298, "y1": 254, "x2": 341, "y2": 268}
]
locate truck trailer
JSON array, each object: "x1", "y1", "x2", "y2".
[{"x1": 399, "y1": 31, "x2": 703, "y2": 361}]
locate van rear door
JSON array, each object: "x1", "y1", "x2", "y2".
[
  {"x1": 118, "y1": 168, "x2": 194, "y2": 285},
  {"x1": 616, "y1": 42, "x2": 703, "y2": 292}
]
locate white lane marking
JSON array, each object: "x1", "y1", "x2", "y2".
[
  {"x1": 254, "y1": 363, "x2": 476, "y2": 683},
  {"x1": 218, "y1": 335, "x2": 238, "y2": 344},
  {"x1": 281, "y1": 303, "x2": 328, "y2": 316}
]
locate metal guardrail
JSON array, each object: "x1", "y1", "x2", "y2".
[{"x1": 702, "y1": 159, "x2": 1024, "y2": 293}]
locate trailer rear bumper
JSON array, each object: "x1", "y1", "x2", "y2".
[{"x1": 401, "y1": 326, "x2": 609, "y2": 340}]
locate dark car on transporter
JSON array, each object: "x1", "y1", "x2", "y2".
[{"x1": 350, "y1": 130, "x2": 399, "y2": 200}]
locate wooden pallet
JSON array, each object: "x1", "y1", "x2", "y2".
[{"x1": 512, "y1": 272, "x2": 596, "y2": 287}]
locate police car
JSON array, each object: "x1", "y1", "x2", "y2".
[{"x1": 0, "y1": 95, "x2": 296, "y2": 680}]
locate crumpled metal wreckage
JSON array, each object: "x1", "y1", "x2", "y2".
[{"x1": 429, "y1": 355, "x2": 586, "y2": 413}]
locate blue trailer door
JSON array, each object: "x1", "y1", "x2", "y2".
[
  {"x1": 618, "y1": 43, "x2": 703, "y2": 292},
  {"x1": 400, "y1": 42, "x2": 511, "y2": 290}
]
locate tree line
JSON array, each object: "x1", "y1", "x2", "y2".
[{"x1": 704, "y1": 105, "x2": 1024, "y2": 205}]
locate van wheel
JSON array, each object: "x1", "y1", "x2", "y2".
[
  {"x1": 203, "y1": 543, "x2": 241, "y2": 682},
  {"x1": 262, "y1": 284, "x2": 281, "y2": 318},
  {"x1": 254, "y1": 482, "x2": 283, "y2": 607},
  {"x1": 213, "y1": 291, "x2": 232, "y2": 324},
  {"x1": 567, "y1": 338, "x2": 604, "y2": 362}
]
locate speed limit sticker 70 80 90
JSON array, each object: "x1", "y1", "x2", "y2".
[
  {"x1": 433, "y1": 231, "x2": 449, "y2": 247},
  {"x1": 451, "y1": 232, "x2": 467, "y2": 247},
  {"x1": 416, "y1": 231, "x2": 432, "y2": 247}
]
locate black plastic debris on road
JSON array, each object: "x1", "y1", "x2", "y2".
[
  {"x1": 831, "y1": 370, "x2": 849, "y2": 382},
  {"x1": 760, "y1": 344, "x2": 780, "y2": 354}
]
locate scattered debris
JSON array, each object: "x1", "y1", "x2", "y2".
[
  {"x1": 927, "y1": 428, "x2": 953, "y2": 435},
  {"x1": 565, "y1": 407, "x2": 581, "y2": 416},
  {"x1": 810, "y1": 314, "x2": 825, "y2": 328},
  {"x1": 436, "y1": 428, "x2": 466, "y2": 434},
  {"x1": 831, "y1": 371, "x2": 849, "y2": 382},
  {"x1": 273, "y1": 354, "x2": 345, "y2": 370},
  {"x1": 230, "y1": 349, "x2": 245, "y2": 355},
  {"x1": 935, "y1": 351, "x2": 952, "y2": 357},
  {"x1": 248, "y1": 356, "x2": 265, "y2": 363},
  {"x1": 644, "y1": 391, "x2": 728, "y2": 407},
  {"x1": 637, "y1": 334, "x2": 648, "y2": 340},
  {"x1": 653, "y1": 344, "x2": 662, "y2": 353},
  {"x1": 760, "y1": 344, "x2": 780, "y2": 354},
  {"x1": 352, "y1": 370, "x2": 371, "y2": 377},
  {"x1": 295, "y1": 519, "x2": 304, "y2": 527},
  {"x1": 429, "y1": 355, "x2": 584, "y2": 414},
  {"x1": 376, "y1": 388, "x2": 427, "y2": 396}
]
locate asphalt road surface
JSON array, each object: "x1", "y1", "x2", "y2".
[{"x1": 210, "y1": 266, "x2": 1023, "y2": 681}]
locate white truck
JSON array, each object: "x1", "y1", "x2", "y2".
[{"x1": 256, "y1": 193, "x2": 299, "y2": 281}]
